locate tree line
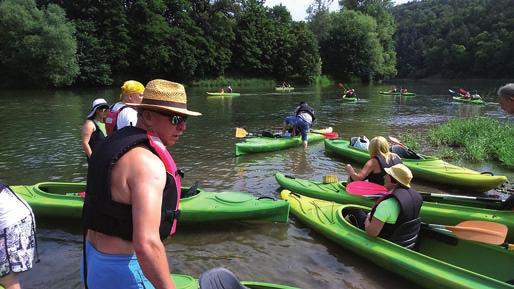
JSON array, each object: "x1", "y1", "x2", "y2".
[
  {"x1": 393, "y1": 0, "x2": 514, "y2": 78},
  {"x1": 1, "y1": 0, "x2": 510, "y2": 88}
]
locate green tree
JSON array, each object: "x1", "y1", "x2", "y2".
[
  {"x1": 0, "y1": 0, "x2": 78, "y2": 87},
  {"x1": 320, "y1": 10, "x2": 382, "y2": 81}
]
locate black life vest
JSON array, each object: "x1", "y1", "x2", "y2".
[
  {"x1": 367, "y1": 154, "x2": 402, "y2": 185},
  {"x1": 295, "y1": 103, "x2": 316, "y2": 122},
  {"x1": 87, "y1": 120, "x2": 106, "y2": 160},
  {"x1": 369, "y1": 188, "x2": 423, "y2": 240},
  {"x1": 82, "y1": 126, "x2": 181, "y2": 241}
]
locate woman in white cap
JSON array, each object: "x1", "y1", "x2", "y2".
[
  {"x1": 81, "y1": 98, "x2": 109, "y2": 160},
  {"x1": 346, "y1": 164, "x2": 423, "y2": 247}
]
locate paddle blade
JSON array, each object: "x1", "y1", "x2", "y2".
[
  {"x1": 235, "y1": 127, "x2": 248, "y2": 138},
  {"x1": 448, "y1": 221, "x2": 507, "y2": 245},
  {"x1": 323, "y1": 132, "x2": 339, "y2": 139},
  {"x1": 311, "y1": 127, "x2": 333, "y2": 134},
  {"x1": 388, "y1": 136, "x2": 405, "y2": 147},
  {"x1": 346, "y1": 181, "x2": 388, "y2": 195}
]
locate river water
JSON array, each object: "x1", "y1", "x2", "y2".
[{"x1": 0, "y1": 79, "x2": 512, "y2": 289}]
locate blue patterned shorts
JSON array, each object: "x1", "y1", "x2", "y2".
[{"x1": 0, "y1": 216, "x2": 36, "y2": 277}]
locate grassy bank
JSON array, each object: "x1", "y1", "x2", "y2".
[{"x1": 419, "y1": 117, "x2": 514, "y2": 167}]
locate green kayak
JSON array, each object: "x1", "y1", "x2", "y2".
[
  {"x1": 324, "y1": 139, "x2": 508, "y2": 192},
  {"x1": 452, "y1": 96, "x2": 485, "y2": 105},
  {"x1": 9, "y1": 182, "x2": 289, "y2": 223},
  {"x1": 342, "y1": 95, "x2": 357, "y2": 102},
  {"x1": 206, "y1": 92, "x2": 241, "y2": 96},
  {"x1": 275, "y1": 173, "x2": 514, "y2": 242},
  {"x1": 235, "y1": 127, "x2": 331, "y2": 156},
  {"x1": 275, "y1": 86, "x2": 294, "y2": 92},
  {"x1": 379, "y1": 91, "x2": 416, "y2": 96},
  {"x1": 281, "y1": 190, "x2": 514, "y2": 289},
  {"x1": 0, "y1": 273, "x2": 299, "y2": 289}
]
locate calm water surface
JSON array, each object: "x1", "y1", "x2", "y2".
[{"x1": 1, "y1": 79, "x2": 512, "y2": 289}]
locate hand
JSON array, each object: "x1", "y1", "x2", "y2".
[{"x1": 344, "y1": 164, "x2": 353, "y2": 173}]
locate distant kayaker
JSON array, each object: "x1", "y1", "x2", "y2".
[
  {"x1": 0, "y1": 183, "x2": 37, "y2": 289},
  {"x1": 345, "y1": 164, "x2": 423, "y2": 246},
  {"x1": 345, "y1": 136, "x2": 402, "y2": 185},
  {"x1": 81, "y1": 98, "x2": 109, "y2": 160},
  {"x1": 82, "y1": 79, "x2": 201, "y2": 289},
  {"x1": 226, "y1": 85, "x2": 233, "y2": 93},
  {"x1": 498, "y1": 83, "x2": 514, "y2": 114},
  {"x1": 105, "y1": 80, "x2": 144, "y2": 134},
  {"x1": 282, "y1": 101, "x2": 315, "y2": 148},
  {"x1": 391, "y1": 86, "x2": 398, "y2": 93}
]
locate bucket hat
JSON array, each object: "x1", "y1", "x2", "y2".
[
  {"x1": 384, "y1": 163, "x2": 413, "y2": 188},
  {"x1": 127, "y1": 79, "x2": 201, "y2": 116},
  {"x1": 120, "y1": 80, "x2": 144, "y2": 99},
  {"x1": 87, "y1": 98, "x2": 109, "y2": 118}
]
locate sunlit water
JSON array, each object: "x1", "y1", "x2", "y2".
[{"x1": 0, "y1": 79, "x2": 512, "y2": 289}]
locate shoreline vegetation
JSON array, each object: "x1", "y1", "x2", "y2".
[{"x1": 404, "y1": 118, "x2": 514, "y2": 167}]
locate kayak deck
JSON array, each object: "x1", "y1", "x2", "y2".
[
  {"x1": 235, "y1": 128, "x2": 331, "y2": 156},
  {"x1": 10, "y1": 182, "x2": 290, "y2": 223},
  {"x1": 452, "y1": 96, "x2": 485, "y2": 105},
  {"x1": 324, "y1": 139, "x2": 508, "y2": 191},
  {"x1": 274, "y1": 173, "x2": 514, "y2": 242},
  {"x1": 281, "y1": 190, "x2": 514, "y2": 289}
]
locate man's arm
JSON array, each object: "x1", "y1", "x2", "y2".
[{"x1": 129, "y1": 148, "x2": 175, "y2": 289}]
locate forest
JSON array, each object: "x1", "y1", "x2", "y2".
[{"x1": 0, "y1": 0, "x2": 512, "y2": 88}]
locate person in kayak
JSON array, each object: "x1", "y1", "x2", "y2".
[
  {"x1": 81, "y1": 98, "x2": 109, "y2": 160},
  {"x1": 282, "y1": 101, "x2": 315, "y2": 148},
  {"x1": 81, "y1": 79, "x2": 201, "y2": 289},
  {"x1": 345, "y1": 164, "x2": 423, "y2": 246},
  {"x1": 105, "y1": 80, "x2": 145, "y2": 134},
  {"x1": 345, "y1": 136, "x2": 401, "y2": 185},
  {"x1": 498, "y1": 83, "x2": 514, "y2": 114},
  {"x1": 0, "y1": 183, "x2": 38, "y2": 289}
]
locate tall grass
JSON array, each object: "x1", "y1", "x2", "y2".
[
  {"x1": 190, "y1": 77, "x2": 275, "y2": 88},
  {"x1": 426, "y1": 117, "x2": 514, "y2": 167}
]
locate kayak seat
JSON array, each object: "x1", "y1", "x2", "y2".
[
  {"x1": 389, "y1": 217, "x2": 421, "y2": 249},
  {"x1": 390, "y1": 145, "x2": 421, "y2": 160}
]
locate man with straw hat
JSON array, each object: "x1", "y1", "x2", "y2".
[
  {"x1": 82, "y1": 79, "x2": 201, "y2": 289},
  {"x1": 105, "y1": 80, "x2": 145, "y2": 134},
  {"x1": 345, "y1": 164, "x2": 422, "y2": 246}
]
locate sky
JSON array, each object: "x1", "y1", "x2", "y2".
[{"x1": 264, "y1": 0, "x2": 412, "y2": 21}]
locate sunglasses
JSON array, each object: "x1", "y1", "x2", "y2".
[{"x1": 169, "y1": 114, "x2": 187, "y2": 125}]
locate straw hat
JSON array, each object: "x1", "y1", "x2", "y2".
[
  {"x1": 127, "y1": 79, "x2": 201, "y2": 116},
  {"x1": 120, "y1": 80, "x2": 144, "y2": 99},
  {"x1": 87, "y1": 98, "x2": 108, "y2": 118},
  {"x1": 384, "y1": 164, "x2": 413, "y2": 188}
]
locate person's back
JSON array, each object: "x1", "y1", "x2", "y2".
[{"x1": 105, "y1": 80, "x2": 144, "y2": 134}]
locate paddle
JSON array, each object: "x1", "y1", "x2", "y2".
[
  {"x1": 429, "y1": 220, "x2": 508, "y2": 245},
  {"x1": 346, "y1": 181, "x2": 388, "y2": 196},
  {"x1": 388, "y1": 136, "x2": 424, "y2": 160},
  {"x1": 235, "y1": 127, "x2": 252, "y2": 138},
  {"x1": 346, "y1": 181, "x2": 509, "y2": 206}
]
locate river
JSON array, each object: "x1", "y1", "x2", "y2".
[{"x1": 0, "y1": 79, "x2": 512, "y2": 289}]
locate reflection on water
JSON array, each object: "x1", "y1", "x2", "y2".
[{"x1": 1, "y1": 80, "x2": 512, "y2": 289}]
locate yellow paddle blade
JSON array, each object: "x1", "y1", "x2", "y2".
[
  {"x1": 447, "y1": 220, "x2": 507, "y2": 245},
  {"x1": 311, "y1": 127, "x2": 333, "y2": 134},
  {"x1": 235, "y1": 127, "x2": 248, "y2": 138}
]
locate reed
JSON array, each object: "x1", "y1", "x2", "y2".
[{"x1": 426, "y1": 117, "x2": 514, "y2": 167}]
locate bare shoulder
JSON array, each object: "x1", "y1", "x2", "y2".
[{"x1": 122, "y1": 146, "x2": 165, "y2": 176}]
